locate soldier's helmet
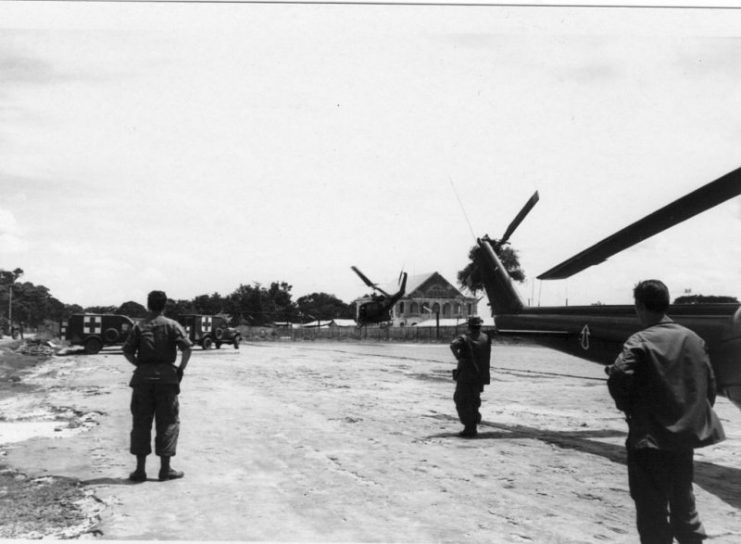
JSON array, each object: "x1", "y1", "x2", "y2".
[{"x1": 468, "y1": 316, "x2": 483, "y2": 328}]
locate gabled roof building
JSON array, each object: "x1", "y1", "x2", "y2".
[{"x1": 354, "y1": 272, "x2": 479, "y2": 327}]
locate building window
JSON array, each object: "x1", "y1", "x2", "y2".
[{"x1": 410, "y1": 302, "x2": 418, "y2": 314}]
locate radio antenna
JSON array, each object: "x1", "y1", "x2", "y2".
[{"x1": 449, "y1": 176, "x2": 477, "y2": 242}]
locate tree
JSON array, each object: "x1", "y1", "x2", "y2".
[
  {"x1": 193, "y1": 292, "x2": 224, "y2": 315},
  {"x1": 296, "y1": 292, "x2": 354, "y2": 321},
  {"x1": 64, "y1": 303, "x2": 84, "y2": 316},
  {"x1": 457, "y1": 242, "x2": 525, "y2": 294},
  {"x1": 0, "y1": 268, "x2": 24, "y2": 286},
  {"x1": 46, "y1": 297, "x2": 67, "y2": 322},
  {"x1": 84, "y1": 305, "x2": 118, "y2": 314},
  {"x1": 0, "y1": 268, "x2": 24, "y2": 326},
  {"x1": 166, "y1": 299, "x2": 197, "y2": 318},
  {"x1": 12, "y1": 282, "x2": 55, "y2": 328},
  {"x1": 0, "y1": 272, "x2": 69, "y2": 328},
  {"x1": 117, "y1": 300, "x2": 148, "y2": 318},
  {"x1": 226, "y1": 281, "x2": 298, "y2": 325},
  {"x1": 265, "y1": 281, "x2": 297, "y2": 323},
  {"x1": 227, "y1": 284, "x2": 262, "y2": 325}
]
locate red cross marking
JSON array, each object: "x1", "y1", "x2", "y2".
[
  {"x1": 202, "y1": 316, "x2": 212, "y2": 333},
  {"x1": 84, "y1": 316, "x2": 102, "y2": 335}
]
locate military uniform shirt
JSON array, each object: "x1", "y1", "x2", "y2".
[
  {"x1": 123, "y1": 313, "x2": 191, "y2": 385},
  {"x1": 608, "y1": 316, "x2": 725, "y2": 451},
  {"x1": 450, "y1": 331, "x2": 492, "y2": 385}
]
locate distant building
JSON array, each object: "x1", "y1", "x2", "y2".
[
  {"x1": 353, "y1": 272, "x2": 478, "y2": 327},
  {"x1": 300, "y1": 318, "x2": 357, "y2": 328}
]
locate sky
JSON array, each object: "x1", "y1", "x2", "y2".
[{"x1": 1, "y1": 1, "x2": 741, "y2": 311}]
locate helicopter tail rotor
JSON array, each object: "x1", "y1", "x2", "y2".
[{"x1": 398, "y1": 271, "x2": 408, "y2": 296}]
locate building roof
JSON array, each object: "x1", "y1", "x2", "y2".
[
  {"x1": 331, "y1": 319, "x2": 358, "y2": 327},
  {"x1": 370, "y1": 272, "x2": 470, "y2": 300},
  {"x1": 405, "y1": 273, "x2": 439, "y2": 295},
  {"x1": 301, "y1": 318, "x2": 357, "y2": 328},
  {"x1": 300, "y1": 321, "x2": 330, "y2": 328}
]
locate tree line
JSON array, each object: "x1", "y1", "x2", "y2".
[
  {"x1": 0, "y1": 269, "x2": 355, "y2": 329},
  {"x1": 6, "y1": 249, "x2": 734, "y2": 332}
]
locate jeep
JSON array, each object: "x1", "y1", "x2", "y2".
[{"x1": 176, "y1": 314, "x2": 241, "y2": 350}]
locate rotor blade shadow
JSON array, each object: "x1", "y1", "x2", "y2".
[
  {"x1": 427, "y1": 418, "x2": 741, "y2": 509},
  {"x1": 81, "y1": 477, "x2": 142, "y2": 486}
]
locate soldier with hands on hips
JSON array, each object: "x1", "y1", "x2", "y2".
[{"x1": 123, "y1": 290, "x2": 192, "y2": 482}]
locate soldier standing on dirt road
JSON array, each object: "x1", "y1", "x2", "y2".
[
  {"x1": 123, "y1": 290, "x2": 192, "y2": 482},
  {"x1": 605, "y1": 279, "x2": 725, "y2": 544},
  {"x1": 450, "y1": 316, "x2": 492, "y2": 438}
]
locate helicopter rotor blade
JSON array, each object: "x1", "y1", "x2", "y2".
[
  {"x1": 537, "y1": 165, "x2": 741, "y2": 280},
  {"x1": 351, "y1": 266, "x2": 391, "y2": 296},
  {"x1": 351, "y1": 266, "x2": 376, "y2": 288},
  {"x1": 500, "y1": 191, "x2": 540, "y2": 246}
]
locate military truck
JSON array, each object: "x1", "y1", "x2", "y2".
[
  {"x1": 176, "y1": 314, "x2": 241, "y2": 350},
  {"x1": 62, "y1": 313, "x2": 134, "y2": 354}
]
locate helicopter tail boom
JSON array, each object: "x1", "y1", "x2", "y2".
[{"x1": 478, "y1": 237, "x2": 525, "y2": 316}]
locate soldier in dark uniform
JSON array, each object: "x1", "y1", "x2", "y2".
[
  {"x1": 605, "y1": 280, "x2": 725, "y2": 544},
  {"x1": 123, "y1": 290, "x2": 192, "y2": 482},
  {"x1": 450, "y1": 316, "x2": 492, "y2": 438}
]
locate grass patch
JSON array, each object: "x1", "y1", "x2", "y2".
[{"x1": 0, "y1": 467, "x2": 92, "y2": 538}]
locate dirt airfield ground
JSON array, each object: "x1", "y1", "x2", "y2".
[{"x1": 1, "y1": 336, "x2": 741, "y2": 543}]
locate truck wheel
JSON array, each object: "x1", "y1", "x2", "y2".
[
  {"x1": 202, "y1": 337, "x2": 213, "y2": 350},
  {"x1": 214, "y1": 328, "x2": 224, "y2": 340},
  {"x1": 104, "y1": 328, "x2": 119, "y2": 343},
  {"x1": 85, "y1": 337, "x2": 103, "y2": 354}
]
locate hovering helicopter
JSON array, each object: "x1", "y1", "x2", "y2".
[
  {"x1": 351, "y1": 266, "x2": 408, "y2": 326},
  {"x1": 477, "y1": 165, "x2": 741, "y2": 410}
]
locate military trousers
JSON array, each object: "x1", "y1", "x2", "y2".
[
  {"x1": 627, "y1": 447, "x2": 707, "y2": 544},
  {"x1": 454, "y1": 381, "x2": 483, "y2": 428},
  {"x1": 130, "y1": 383, "x2": 180, "y2": 457}
]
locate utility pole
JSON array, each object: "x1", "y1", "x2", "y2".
[
  {"x1": 4, "y1": 269, "x2": 22, "y2": 337},
  {"x1": 422, "y1": 304, "x2": 440, "y2": 341}
]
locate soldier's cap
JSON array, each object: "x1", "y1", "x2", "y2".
[{"x1": 468, "y1": 316, "x2": 483, "y2": 328}]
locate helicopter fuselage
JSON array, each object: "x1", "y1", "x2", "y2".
[
  {"x1": 495, "y1": 303, "x2": 741, "y2": 406},
  {"x1": 358, "y1": 299, "x2": 392, "y2": 325}
]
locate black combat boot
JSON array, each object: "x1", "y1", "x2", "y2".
[
  {"x1": 159, "y1": 455, "x2": 185, "y2": 481},
  {"x1": 458, "y1": 425, "x2": 478, "y2": 438},
  {"x1": 129, "y1": 454, "x2": 147, "y2": 482}
]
